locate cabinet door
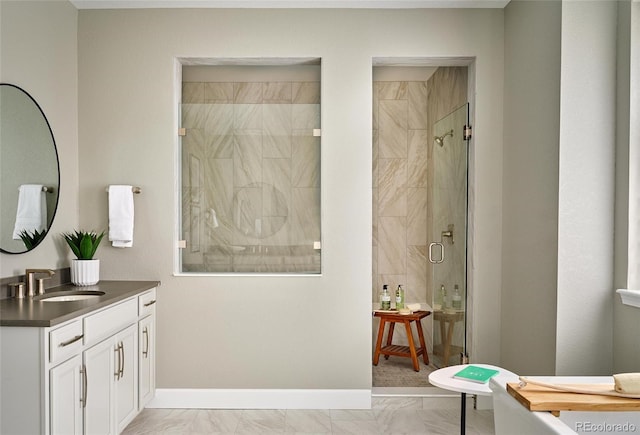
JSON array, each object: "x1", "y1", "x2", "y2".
[
  {"x1": 138, "y1": 314, "x2": 155, "y2": 410},
  {"x1": 115, "y1": 324, "x2": 138, "y2": 433},
  {"x1": 84, "y1": 338, "x2": 115, "y2": 435},
  {"x1": 50, "y1": 355, "x2": 83, "y2": 435}
]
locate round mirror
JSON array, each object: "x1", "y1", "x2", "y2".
[{"x1": 0, "y1": 83, "x2": 60, "y2": 254}]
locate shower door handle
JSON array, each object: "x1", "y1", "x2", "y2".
[{"x1": 428, "y1": 242, "x2": 445, "y2": 264}]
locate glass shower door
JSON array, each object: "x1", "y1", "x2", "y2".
[{"x1": 429, "y1": 103, "x2": 470, "y2": 367}]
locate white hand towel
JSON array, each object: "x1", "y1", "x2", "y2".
[
  {"x1": 12, "y1": 184, "x2": 47, "y2": 239},
  {"x1": 108, "y1": 185, "x2": 134, "y2": 248}
]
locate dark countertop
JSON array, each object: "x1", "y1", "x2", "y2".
[{"x1": 0, "y1": 280, "x2": 160, "y2": 327}]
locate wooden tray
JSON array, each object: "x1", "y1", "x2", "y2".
[{"x1": 507, "y1": 382, "x2": 640, "y2": 413}]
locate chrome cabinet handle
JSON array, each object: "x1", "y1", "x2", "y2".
[
  {"x1": 144, "y1": 300, "x2": 156, "y2": 307},
  {"x1": 114, "y1": 345, "x2": 121, "y2": 380},
  {"x1": 80, "y1": 364, "x2": 88, "y2": 408},
  {"x1": 428, "y1": 242, "x2": 445, "y2": 264},
  {"x1": 59, "y1": 334, "x2": 83, "y2": 347},
  {"x1": 114, "y1": 342, "x2": 126, "y2": 380},
  {"x1": 142, "y1": 327, "x2": 149, "y2": 358},
  {"x1": 119, "y1": 342, "x2": 125, "y2": 378}
]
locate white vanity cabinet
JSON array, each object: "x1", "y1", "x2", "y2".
[
  {"x1": 0, "y1": 286, "x2": 157, "y2": 435},
  {"x1": 137, "y1": 289, "x2": 156, "y2": 410},
  {"x1": 49, "y1": 319, "x2": 85, "y2": 435},
  {"x1": 115, "y1": 324, "x2": 138, "y2": 432},
  {"x1": 50, "y1": 354, "x2": 83, "y2": 435},
  {"x1": 83, "y1": 324, "x2": 138, "y2": 434},
  {"x1": 82, "y1": 296, "x2": 138, "y2": 434}
]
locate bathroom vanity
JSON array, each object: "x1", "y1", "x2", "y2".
[{"x1": 0, "y1": 280, "x2": 158, "y2": 435}]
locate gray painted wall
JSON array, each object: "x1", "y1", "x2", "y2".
[
  {"x1": 613, "y1": 0, "x2": 640, "y2": 374},
  {"x1": 0, "y1": 1, "x2": 79, "y2": 276},
  {"x1": 502, "y1": 0, "x2": 561, "y2": 375},
  {"x1": 76, "y1": 8, "x2": 504, "y2": 389},
  {"x1": 503, "y1": 0, "x2": 630, "y2": 377},
  {"x1": 556, "y1": 0, "x2": 617, "y2": 375}
]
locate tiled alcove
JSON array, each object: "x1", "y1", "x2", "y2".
[
  {"x1": 180, "y1": 64, "x2": 321, "y2": 274},
  {"x1": 372, "y1": 66, "x2": 468, "y2": 375}
]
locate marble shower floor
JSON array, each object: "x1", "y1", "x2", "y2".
[{"x1": 122, "y1": 396, "x2": 495, "y2": 434}]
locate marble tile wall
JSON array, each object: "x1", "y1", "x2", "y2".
[
  {"x1": 372, "y1": 80, "x2": 430, "y2": 349},
  {"x1": 181, "y1": 80, "x2": 321, "y2": 273}
]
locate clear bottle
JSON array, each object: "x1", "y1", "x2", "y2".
[
  {"x1": 441, "y1": 284, "x2": 447, "y2": 310},
  {"x1": 452, "y1": 284, "x2": 462, "y2": 310},
  {"x1": 395, "y1": 285, "x2": 405, "y2": 309},
  {"x1": 381, "y1": 285, "x2": 391, "y2": 310}
]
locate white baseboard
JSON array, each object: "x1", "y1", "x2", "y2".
[{"x1": 147, "y1": 388, "x2": 372, "y2": 410}]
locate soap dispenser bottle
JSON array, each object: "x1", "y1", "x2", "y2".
[
  {"x1": 395, "y1": 285, "x2": 405, "y2": 309},
  {"x1": 452, "y1": 284, "x2": 462, "y2": 310},
  {"x1": 381, "y1": 285, "x2": 391, "y2": 310}
]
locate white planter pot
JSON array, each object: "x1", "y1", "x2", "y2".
[{"x1": 71, "y1": 259, "x2": 100, "y2": 286}]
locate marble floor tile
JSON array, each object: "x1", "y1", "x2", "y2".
[
  {"x1": 285, "y1": 410, "x2": 332, "y2": 433},
  {"x1": 330, "y1": 409, "x2": 377, "y2": 421},
  {"x1": 122, "y1": 408, "x2": 198, "y2": 434},
  {"x1": 187, "y1": 409, "x2": 243, "y2": 434},
  {"x1": 417, "y1": 409, "x2": 462, "y2": 434},
  {"x1": 123, "y1": 401, "x2": 495, "y2": 434},
  {"x1": 465, "y1": 410, "x2": 496, "y2": 435},
  {"x1": 421, "y1": 396, "x2": 470, "y2": 410},
  {"x1": 330, "y1": 419, "x2": 383, "y2": 435},
  {"x1": 375, "y1": 408, "x2": 430, "y2": 434},
  {"x1": 236, "y1": 409, "x2": 286, "y2": 434},
  {"x1": 372, "y1": 396, "x2": 423, "y2": 410}
]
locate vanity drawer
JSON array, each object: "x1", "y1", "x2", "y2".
[
  {"x1": 49, "y1": 320, "x2": 83, "y2": 364},
  {"x1": 84, "y1": 298, "x2": 137, "y2": 345},
  {"x1": 138, "y1": 288, "x2": 157, "y2": 317}
]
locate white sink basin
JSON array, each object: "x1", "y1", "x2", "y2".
[{"x1": 37, "y1": 291, "x2": 105, "y2": 302}]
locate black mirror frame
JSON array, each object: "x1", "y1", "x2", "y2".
[{"x1": 0, "y1": 83, "x2": 61, "y2": 255}]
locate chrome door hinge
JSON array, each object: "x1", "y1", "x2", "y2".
[{"x1": 463, "y1": 125, "x2": 472, "y2": 141}]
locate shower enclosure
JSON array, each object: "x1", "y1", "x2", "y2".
[
  {"x1": 429, "y1": 103, "x2": 470, "y2": 367},
  {"x1": 371, "y1": 66, "x2": 470, "y2": 387}
]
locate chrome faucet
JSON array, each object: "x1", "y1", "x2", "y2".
[{"x1": 25, "y1": 269, "x2": 55, "y2": 297}]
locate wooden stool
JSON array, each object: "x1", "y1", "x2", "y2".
[
  {"x1": 433, "y1": 310, "x2": 464, "y2": 367},
  {"x1": 372, "y1": 310, "x2": 431, "y2": 372}
]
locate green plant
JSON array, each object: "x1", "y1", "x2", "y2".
[
  {"x1": 18, "y1": 229, "x2": 47, "y2": 250},
  {"x1": 62, "y1": 230, "x2": 105, "y2": 260}
]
